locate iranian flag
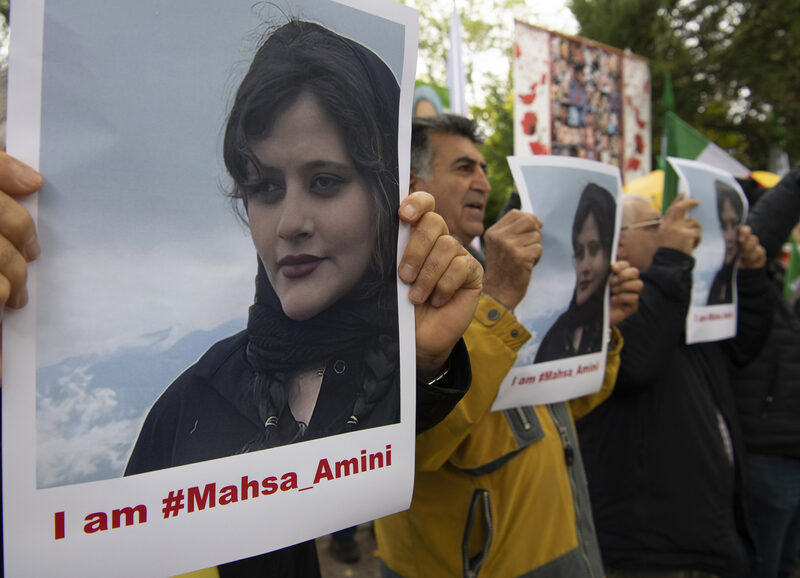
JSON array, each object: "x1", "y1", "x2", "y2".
[{"x1": 662, "y1": 110, "x2": 750, "y2": 210}]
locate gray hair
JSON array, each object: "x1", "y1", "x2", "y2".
[
  {"x1": 410, "y1": 114, "x2": 483, "y2": 179},
  {"x1": 621, "y1": 194, "x2": 655, "y2": 229}
]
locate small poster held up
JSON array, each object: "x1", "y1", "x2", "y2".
[
  {"x1": 667, "y1": 157, "x2": 749, "y2": 344},
  {"x1": 492, "y1": 156, "x2": 622, "y2": 412}
]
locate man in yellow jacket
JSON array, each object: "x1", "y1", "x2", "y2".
[{"x1": 376, "y1": 115, "x2": 641, "y2": 577}]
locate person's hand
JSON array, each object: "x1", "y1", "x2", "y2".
[
  {"x1": 737, "y1": 225, "x2": 766, "y2": 269},
  {"x1": 0, "y1": 152, "x2": 42, "y2": 318},
  {"x1": 0, "y1": 152, "x2": 43, "y2": 378},
  {"x1": 398, "y1": 191, "x2": 482, "y2": 379},
  {"x1": 482, "y1": 209, "x2": 543, "y2": 310},
  {"x1": 608, "y1": 260, "x2": 643, "y2": 326},
  {"x1": 658, "y1": 194, "x2": 702, "y2": 255}
]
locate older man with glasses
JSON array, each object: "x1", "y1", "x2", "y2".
[{"x1": 577, "y1": 192, "x2": 772, "y2": 578}]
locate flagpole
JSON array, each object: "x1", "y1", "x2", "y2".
[{"x1": 447, "y1": 0, "x2": 466, "y2": 115}]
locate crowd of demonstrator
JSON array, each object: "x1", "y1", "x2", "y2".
[{"x1": 2, "y1": 62, "x2": 799, "y2": 578}]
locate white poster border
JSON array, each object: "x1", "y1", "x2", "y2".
[
  {"x1": 492, "y1": 155, "x2": 621, "y2": 411},
  {"x1": 3, "y1": 0, "x2": 419, "y2": 575},
  {"x1": 667, "y1": 156, "x2": 746, "y2": 345}
]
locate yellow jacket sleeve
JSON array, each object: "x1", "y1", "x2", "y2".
[{"x1": 414, "y1": 294, "x2": 530, "y2": 471}]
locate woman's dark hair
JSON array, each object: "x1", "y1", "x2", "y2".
[
  {"x1": 223, "y1": 20, "x2": 400, "y2": 283},
  {"x1": 572, "y1": 182, "x2": 616, "y2": 261},
  {"x1": 715, "y1": 180, "x2": 744, "y2": 225},
  {"x1": 226, "y1": 21, "x2": 401, "y2": 451}
]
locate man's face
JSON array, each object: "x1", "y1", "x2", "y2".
[
  {"x1": 411, "y1": 132, "x2": 490, "y2": 246},
  {"x1": 619, "y1": 198, "x2": 661, "y2": 272}
]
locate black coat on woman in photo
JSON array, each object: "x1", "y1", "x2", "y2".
[{"x1": 125, "y1": 261, "x2": 472, "y2": 577}]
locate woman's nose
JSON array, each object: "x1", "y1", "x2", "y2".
[{"x1": 277, "y1": 185, "x2": 314, "y2": 239}]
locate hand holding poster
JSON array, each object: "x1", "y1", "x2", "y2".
[
  {"x1": 667, "y1": 157, "x2": 749, "y2": 344},
  {"x1": 492, "y1": 156, "x2": 621, "y2": 412},
  {"x1": 4, "y1": 0, "x2": 419, "y2": 575}
]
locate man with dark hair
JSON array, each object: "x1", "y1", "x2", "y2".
[
  {"x1": 578, "y1": 193, "x2": 771, "y2": 578},
  {"x1": 375, "y1": 114, "x2": 643, "y2": 577},
  {"x1": 408, "y1": 115, "x2": 490, "y2": 256}
]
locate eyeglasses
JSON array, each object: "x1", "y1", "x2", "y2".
[{"x1": 621, "y1": 217, "x2": 662, "y2": 232}]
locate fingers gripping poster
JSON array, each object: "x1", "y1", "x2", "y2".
[
  {"x1": 492, "y1": 156, "x2": 621, "y2": 412},
  {"x1": 4, "y1": 0, "x2": 417, "y2": 575},
  {"x1": 668, "y1": 157, "x2": 748, "y2": 344}
]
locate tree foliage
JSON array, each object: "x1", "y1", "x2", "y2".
[
  {"x1": 569, "y1": 0, "x2": 800, "y2": 169},
  {"x1": 471, "y1": 75, "x2": 515, "y2": 228},
  {"x1": 400, "y1": 0, "x2": 523, "y2": 228}
]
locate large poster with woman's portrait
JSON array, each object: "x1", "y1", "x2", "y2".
[
  {"x1": 667, "y1": 157, "x2": 748, "y2": 344},
  {"x1": 4, "y1": 0, "x2": 417, "y2": 574},
  {"x1": 491, "y1": 156, "x2": 621, "y2": 411}
]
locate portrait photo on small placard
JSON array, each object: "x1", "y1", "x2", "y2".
[
  {"x1": 492, "y1": 156, "x2": 621, "y2": 411},
  {"x1": 668, "y1": 157, "x2": 748, "y2": 344}
]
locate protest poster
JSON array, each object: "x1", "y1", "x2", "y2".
[
  {"x1": 513, "y1": 21, "x2": 651, "y2": 186},
  {"x1": 667, "y1": 157, "x2": 748, "y2": 344},
  {"x1": 492, "y1": 156, "x2": 621, "y2": 411},
  {"x1": 4, "y1": 0, "x2": 418, "y2": 575}
]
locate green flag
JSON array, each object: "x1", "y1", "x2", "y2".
[
  {"x1": 784, "y1": 236, "x2": 800, "y2": 301},
  {"x1": 662, "y1": 110, "x2": 750, "y2": 212}
]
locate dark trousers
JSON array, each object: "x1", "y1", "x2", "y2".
[{"x1": 747, "y1": 454, "x2": 800, "y2": 578}]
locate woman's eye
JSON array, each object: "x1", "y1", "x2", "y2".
[
  {"x1": 311, "y1": 174, "x2": 345, "y2": 195},
  {"x1": 249, "y1": 181, "x2": 283, "y2": 204}
]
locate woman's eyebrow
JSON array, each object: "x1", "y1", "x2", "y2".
[
  {"x1": 253, "y1": 160, "x2": 354, "y2": 173},
  {"x1": 302, "y1": 160, "x2": 354, "y2": 173}
]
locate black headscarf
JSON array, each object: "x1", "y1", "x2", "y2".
[{"x1": 241, "y1": 258, "x2": 398, "y2": 450}]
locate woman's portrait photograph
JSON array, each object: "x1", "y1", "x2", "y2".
[
  {"x1": 5, "y1": 0, "x2": 419, "y2": 574},
  {"x1": 126, "y1": 18, "x2": 403, "y2": 477},
  {"x1": 533, "y1": 181, "x2": 616, "y2": 363},
  {"x1": 706, "y1": 180, "x2": 745, "y2": 305},
  {"x1": 667, "y1": 157, "x2": 747, "y2": 343},
  {"x1": 492, "y1": 156, "x2": 621, "y2": 411}
]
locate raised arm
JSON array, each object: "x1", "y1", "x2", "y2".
[
  {"x1": 412, "y1": 208, "x2": 542, "y2": 470},
  {"x1": 747, "y1": 165, "x2": 800, "y2": 260},
  {"x1": 398, "y1": 191, "x2": 483, "y2": 380},
  {"x1": 615, "y1": 196, "x2": 700, "y2": 392},
  {"x1": 724, "y1": 225, "x2": 772, "y2": 367}
]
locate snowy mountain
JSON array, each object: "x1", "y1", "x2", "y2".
[{"x1": 36, "y1": 317, "x2": 246, "y2": 488}]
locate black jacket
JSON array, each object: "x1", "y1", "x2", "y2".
[
  {"x1": 126, "y1": 332, "x2": 471, "y2": 577},
  {"x1": 730, "y1": 293, "x2": 800, "y2": 458},
  {"x1": 730, "y1": 164, "x2": 800, "y2": 458},
  {"x1": 577, "y1": 248, "x2": 772, "y2": 576}
]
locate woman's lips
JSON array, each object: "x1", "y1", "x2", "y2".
[
  {"x1": 578, "y1": 279, "x2": 592, "y2": 292},
  {"x1": 278, "y1": 255, "x2": 324, "y2": 279}
]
